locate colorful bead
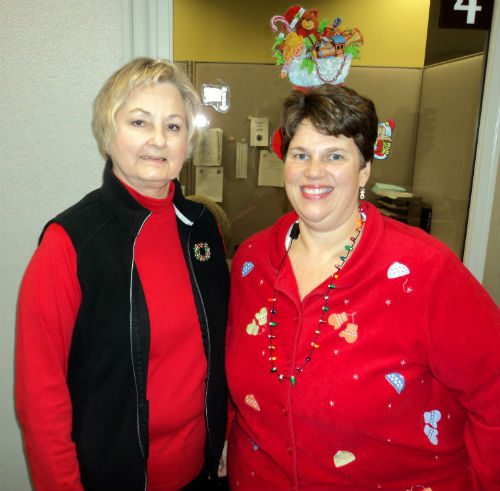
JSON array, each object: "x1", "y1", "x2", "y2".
[{"x1": 291, "y1": 376, "x2": 296, "y2": 386}]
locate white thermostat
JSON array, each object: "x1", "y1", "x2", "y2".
[{"x1": 250, "y1": 117, "x2": 269, "y2": 147}]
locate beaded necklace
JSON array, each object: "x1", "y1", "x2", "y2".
[{"x1": 268, "y1": 206, "x2": 365, "y2": 385}]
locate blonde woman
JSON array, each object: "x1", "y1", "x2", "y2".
[{"x1": 16, "y1": 58, "x2": 229, "y2": 491}]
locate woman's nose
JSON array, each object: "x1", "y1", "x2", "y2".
[
  {"x1": 148, "y1": 125, "x2": 166, "y2": 147},
  {"x1": 304, "y1": 158, "x2": 324, "y2": 177}
]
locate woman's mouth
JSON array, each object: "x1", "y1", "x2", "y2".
[
  {"x1": 300, "y1": 186, "x2": 333, "y2": 198},
  {"x1": 141, "y1": 155, "x2": 166, "y2": 162}
]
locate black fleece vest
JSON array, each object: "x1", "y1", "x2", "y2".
[
  {"x1": 48, "y1": 186, "x2": 150, "y2": 490},
  {"x1": 41, "y1": 166, "x2": 229, "y2": 490}
]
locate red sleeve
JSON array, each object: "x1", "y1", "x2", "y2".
[
  {"x1": 427, "y1": 254, "x2": 500, "y2": 490},
  {"x1": 15, "y1": 223, "x2": 84, "y2": 491}
]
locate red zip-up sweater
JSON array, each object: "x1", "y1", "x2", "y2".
[
  {"x1": 16, "y1": 180, "x2": 206, "y2": 490},
  {"x1": 226, "y1": 202, "x2": 500, "y2": 491}
]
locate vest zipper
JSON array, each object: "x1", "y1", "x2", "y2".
[
  {"x1": 185, "y1": 226, "x2": 214, "y2": 466},
  {"x1": 129, "y1": 212, "x2": 151, "y2": 491}
]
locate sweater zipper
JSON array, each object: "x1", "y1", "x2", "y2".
[
  {"x1": 185, "y1": 228, "x2": 214, "y2": 463},
  {"x1": 129, "y1": 212, "x2": 151, "y2": 491}
]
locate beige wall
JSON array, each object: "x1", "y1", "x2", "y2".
[
  {"x1": 344, "y1": 67, "x2": 422, "y2": 193},
  {"x1": 0, "y1": 1, "x2": 124, "y2": 489},
  {"x1": 412, "y1": 54, "x2": 485, "y2": 256},
  {"x1": 174, "y1": 0, "x2": 429, "y2": 67}
]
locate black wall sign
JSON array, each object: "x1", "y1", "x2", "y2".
[{"x1": 439, "y1": 0, "x2": 494, "y2": 30}]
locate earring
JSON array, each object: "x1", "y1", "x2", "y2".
[{"x1": 359, "y1": 187, "x2": 366, "y2": 200}]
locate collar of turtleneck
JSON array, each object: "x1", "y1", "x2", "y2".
[{"x1": 113, "y1": 171, "x2": 175, "y2": 214}]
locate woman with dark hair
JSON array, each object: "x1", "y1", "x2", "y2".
[
  {"x1": 225, "y1": 84, "x2": 499, "y2": 490},
  {"x1": 16, "y1": 58, "x2": 229, "y2": 491}
]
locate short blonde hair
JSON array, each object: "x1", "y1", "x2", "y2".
[{"x1": 92, "y1": 57, "x2": 200, "y2": 160}]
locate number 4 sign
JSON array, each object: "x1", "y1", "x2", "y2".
[
  {"x1": 454, "y1": 0, "x2": 483, "y2": 24},
  {"x1": 439, "y1": 0, "x2": 493, "y2": 30}
]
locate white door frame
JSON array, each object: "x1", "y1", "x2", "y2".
[
  {"x1": 463, "y1": 0, "x2": 500, "y2": 282},
  {"x1": 121, "y1": 0, "x2": 173, "y2": 61}
]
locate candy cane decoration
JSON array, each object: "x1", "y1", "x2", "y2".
[
  {"x1": 270, "y1": 16, "x2": 293, "y2": 41},
  {"x1": 271, "y1": 7, "x2": 306, "y2": 40}
]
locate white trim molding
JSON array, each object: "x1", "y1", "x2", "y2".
[
  {"x1": 122, "y1": 0, "x2": 174, "y2": 62},
  {"x1": 463, "y1": 0, "x2": 500, "y2": 282}
]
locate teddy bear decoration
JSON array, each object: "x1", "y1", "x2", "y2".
[{"x1": 271, "y1": 5, "x2": 363, "y2": 92}]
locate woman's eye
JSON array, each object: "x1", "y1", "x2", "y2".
[
  {"x1": 167, "y1": 124, "x2": 180, "y2": 131},
  {"x1": 132, "y1": 120, "x2": 145, "y2": 127},
  {"x1": 328, "y1": 153, "x2": 342, "y2": 161},
  {"x1": 295, "y1": 153, "x2": 308, "y2": 160}
]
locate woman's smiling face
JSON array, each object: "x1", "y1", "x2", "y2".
[
  {"x1": 284, "y1": 120, "x2": 371, "y2": 232},
  {"x1": 107, "y1": 82, "x2": 188, "y2": 198}
]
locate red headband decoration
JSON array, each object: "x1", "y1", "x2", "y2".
[{"x1": 272, "y1": 127, "x2": 284, "y2": 160}]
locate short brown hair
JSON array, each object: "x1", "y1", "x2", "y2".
[
  {"x1": 92, "y1": 57, "x2": 200, "y2": 160},
  {"x1": 281, "y1": 84, "x2": 378, "y2": 167}
]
